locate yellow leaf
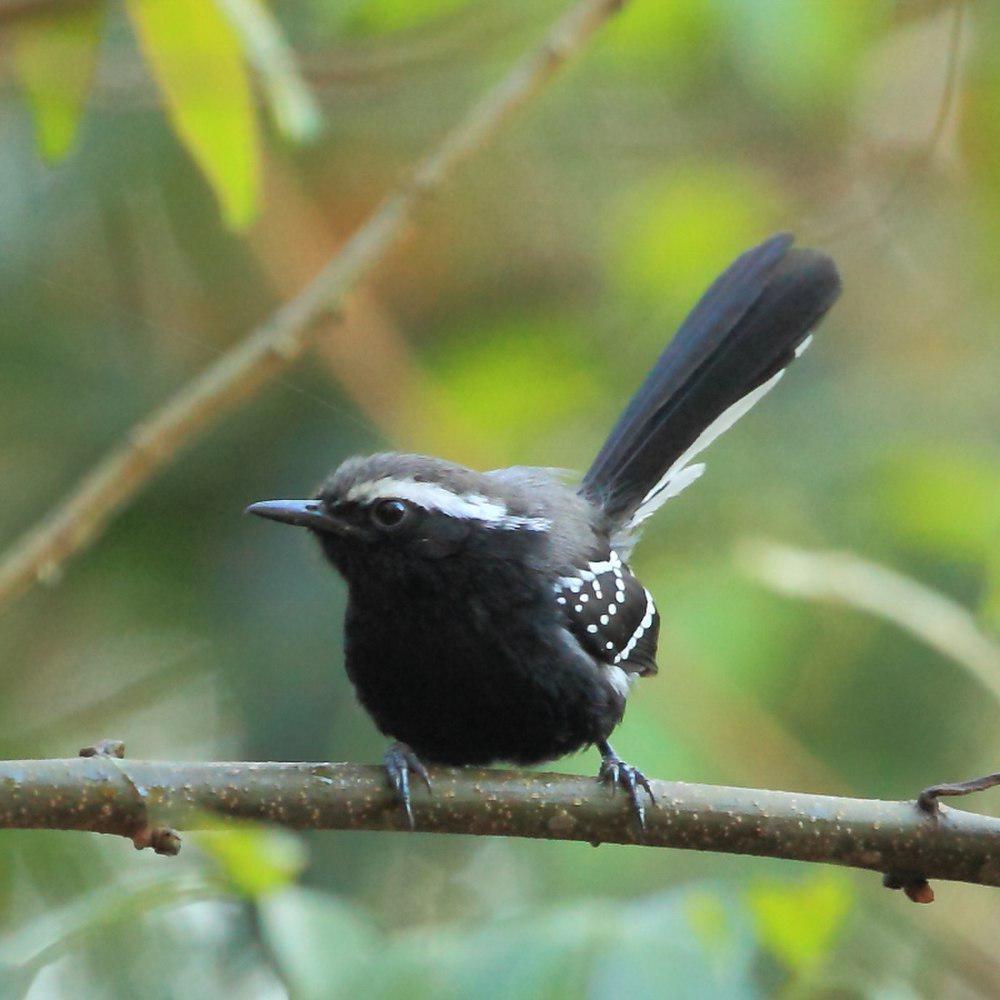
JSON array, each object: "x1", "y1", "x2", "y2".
[
  {"x1": 126, "y1": 0, "x2": 261, "y2": 228},
  {"x1": 747, "y1": 874, "x2": 852, "y2": 974},
  {"x1": 349, "y1": 0, "x2": 472, "y2": 34},
  {"x1": 195, "y1": 823, "x2": 307, "y2": 897},
  {"x1": 11, "y1": 4, "x2": 105, "y2": 161},
  {"x1": 606, "y1": 163, "x2": 783, "y2": 328},
  {"x1": 604, "y1": 0, "x2": 720, "y2": 66}
]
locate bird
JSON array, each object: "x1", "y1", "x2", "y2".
[{"x1": 247, "y1": 232, "x2": 841, "y2": 829}]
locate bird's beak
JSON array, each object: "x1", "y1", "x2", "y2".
[{"x1": 245, "y1": 499, "x2": 349, "y2": 534}]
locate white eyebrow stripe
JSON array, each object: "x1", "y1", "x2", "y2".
[{"x1": 344, "y1": 477, "x2": 551, "y2": 531}]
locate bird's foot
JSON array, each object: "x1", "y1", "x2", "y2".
[
  {"x1": 917, "y1": 771, "x2": 1000, "y2": 814},
  {"x1": 597, "y1": 741, "x2": 655, "y2": 831},
  {"x1": 383, "y1": 742, "x2": 432, "y2": 829}
]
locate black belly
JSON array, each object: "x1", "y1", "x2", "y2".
[{"x1": 343, "y1": 592, "x2": 624, "y2": 766}]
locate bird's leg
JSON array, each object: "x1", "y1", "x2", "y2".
[
  {"x1": 917, "y1": 771, "x2": 1000, "y2": 814},
  {"x1": 597, "y1": 739, "x2": 655, "y2": 830},
  {"x1": 383, "y1": 742, "x2": 432, "y2": 829}
]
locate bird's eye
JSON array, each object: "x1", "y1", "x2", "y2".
[{"x1": 371, "y1": 498, "x2": 411, "y2": 530}]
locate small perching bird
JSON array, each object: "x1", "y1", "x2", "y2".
[{"x1": 247, "y1": 233, "x2": 841, "y2": 828}]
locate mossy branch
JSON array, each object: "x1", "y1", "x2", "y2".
[{"x1": 1, "y1": 756, "x2": 997, "y2": 903}]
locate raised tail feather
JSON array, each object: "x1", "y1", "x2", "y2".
[{"x1": 581, "y1": 233, "x2": 841, "y2": 536}]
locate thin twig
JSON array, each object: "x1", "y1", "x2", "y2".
[
  {"x1": 809, "y1": 0, "x2": 968, "y2": 247},
  {"x1": 0, "y1": 0, "x2": 98, "y2": 22},
  {"x1": 0, "y1": 757, "x2": 997, "y2": 899},
  {"x1": 739, "y1": 540, "x2": 1000, "y2": 708},
  {"x1": 0, "y1": 0, "x2": 629, "y2": 608}
]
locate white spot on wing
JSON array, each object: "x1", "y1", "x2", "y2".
[{"x1": 618, "y1": 588, "x2": 656, "y2": 664}]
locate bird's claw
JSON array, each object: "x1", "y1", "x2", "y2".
[
  {"x1": 383, "y1": 742, "x2": 432, "y2": 829},
  {"x1": 599, "y1": 755, "x2": 655, "y2": 830}
]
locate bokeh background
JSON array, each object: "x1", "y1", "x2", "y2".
[{"x1": 1, "y1": 0, "x2": 999, "y2": 996}]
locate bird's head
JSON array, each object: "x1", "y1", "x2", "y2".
[{"x1": 245, "y1": 453, "x2": 588, "y2": 585}]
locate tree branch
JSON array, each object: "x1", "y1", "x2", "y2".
[
  {"x1": 0, "y1": 0, "x2": 629, "y2": 608},
  {"x1": 0, "y1": 0, "x2": 98, "y2": 23},
  {"x1": 1, "y1": 757, "x2": 998, "y2": 901}
]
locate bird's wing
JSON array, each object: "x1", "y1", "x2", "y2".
[{"x1": 553, "y1": 551, "x2": 659, "y2": 676}]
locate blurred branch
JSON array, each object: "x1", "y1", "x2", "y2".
[
  {"x1": 739, "y1": 540, "x2": 1000, "y2": 708},
  {"x1": 3, "y1": 639, "x2": 207, "y2": 749},
  {"x1": 812, "y1": 0, "x2": 967, "y2": 247},
  {"x1": 0, "y1": 0, "x2": 98, "y2": 23},
  {"x1": 1, "y1": 757, "x2": 998, "y2": 900},
  {"x1": 0, "y1": 0, "x2": 629, "y2": 608}
]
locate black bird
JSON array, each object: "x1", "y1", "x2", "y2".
[{"x1": 247, "y1": 233, "x2": 841, "y2": 828}]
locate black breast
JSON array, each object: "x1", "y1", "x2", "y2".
[{"x1": 340, "y1": 553, "x2": 626, "y2": 766}]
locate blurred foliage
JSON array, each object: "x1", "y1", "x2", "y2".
[
  {"x1": 733, "y1": 1, "x2": 893, "y2": 115},
  {"x1": 7, "y1": 0, "x2": 318, "y2": 226},
  {"x1": 195, "y1": 823, "x2": 308, "y2": 898},
  {"x1": 9, "y1": 5, "x2": 104, "y2": 161},
  {"x1": 746, "y1": 874, "x2": 852, "y2": 976},
  {"x1": 124, "y1": 0, "x2": 260, "y2": 227},
  {"x1": 343, "y1": 0, "x2": 477, "y2": 36},
  {"x1": 1, "y1": 0, "x2": 998, "y2": 996},
  {"x1": 607, "y1": 163, "x2": 782, "y2": 322}
]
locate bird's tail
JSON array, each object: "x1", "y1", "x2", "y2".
[{"x1": 580, "y1": 233, "x2": 841, "y2": 542}]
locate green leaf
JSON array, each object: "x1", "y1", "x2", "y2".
[
  {"x1": 593, "y1": 892, "x2": 759, "y2": 1000},
  {"x1": 879, "y1": 450, "x2": 1000, "y2": 562},
  {"x1": 215, "y1": 0, "x2": 322, "y2": 142},
  {"x1": 431, "y1": 315, "x2": 601, "y2": 466},
  {"x1": 10, "y1": 3, "x2": 105, "y2": 161},
  {"x1": 729, "y1": 1, "x2": 891, "y2": 114},
  {"x1": 194, "y1": 823, "x2": 307, "y2": 897},
  {"x1": 603, "y1": 0, "x2": 720, "y2": 70},
  {"x1": 684, "y1": 890, "x2": 736, "y2": 954},
  {"x1": 126, "y1": 0, "x2": 261, "y2": 228},
  {"x1": 259, "y1": 887, "x2": 763, "y2": 1000},
  {"x1": 258, "y1": 888, "x2": 376, "y2": 1000},
  {"x1": 606, "y1": 164, "x2": 783, "y2": 329},
  {"x1": 346, "y1": 0, "x2": 473, "y2": 35},
  {"x1": 746, "y1": 874, "x2": 852, "y2": 974},
  {"x1": 0, "y1": 873, "x2": 224, "y2": 992}
]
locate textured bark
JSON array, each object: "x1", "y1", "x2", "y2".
[{"x1": 0, "y1": 757, "x2": 997, "y2": 897}]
